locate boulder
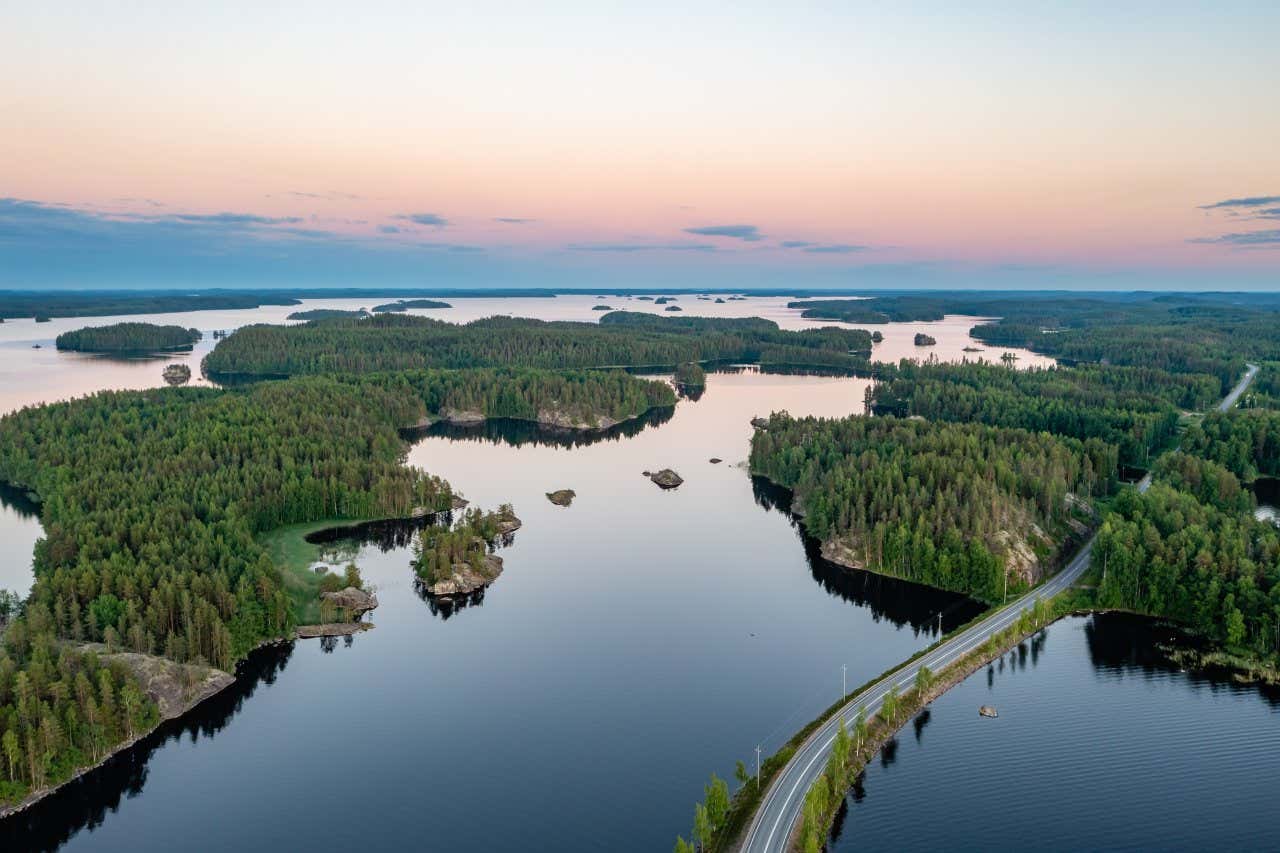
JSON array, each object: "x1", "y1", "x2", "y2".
[
  {"x1": 649, "y1": 469, "x2": 684, "y2": 489},
  {"x1": 709, "y1": 458, "x2": 722, "y2": 464},
  {"x1": 321, "y1": 586, "x2": 378, "y2": 617},
  {"x1": 546, "y1": 489, "x2": 576, "y2": 507},
  {"x1": 751, "y1": 416, "x2": 769, "y2": 429},
  {"x1": 979, "y1": 705, "x2": 998, "y2": 718},
  {"x1": 496, "y1": 510, "x2": 522, "y2": 534}
]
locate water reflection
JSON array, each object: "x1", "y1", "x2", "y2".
[
  {"x1": 0, "y1": 644, "x2": 295, "y2": 852},
  {"x1": 400, "y1": 406, "x2": 675, "y2": 450},
  {"x1": 0, "y1": 481, "x2": 39, "y2": 520}
]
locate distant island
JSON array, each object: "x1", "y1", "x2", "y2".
[
  {"x1": 55, "y1": 322, "x2": 202, "y2": 354},
  {"x1": 372, "y1": 299, "x2": 452, "y2": 312},
  {"x1": 914, "y1": 332, "x2": 937, "y2": 346},
  {"x1": 287, "y1": 308, "x2": 369, "y2": 321}
]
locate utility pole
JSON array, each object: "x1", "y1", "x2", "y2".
[
  {"x1": 756, "y1": 745, "x2": 762, "y2": 788},
  {"x1": 842, "y1": 664, "x2": 847, "y2": 699}
]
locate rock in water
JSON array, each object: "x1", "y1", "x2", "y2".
[
  {"x1": 649, "y1": 469, "x2": 684, "y2": 489},
  {"x1": 546, "y1": 489, "x2": 576, "y2": 507},
  {"x1": 162, "y1": 363, "x2": 191, "y2": 386},
  {"x1": 709, "y1": 458, "x2": 722, "y2": 464},
  {"x1": 421, "y1": 554, "x2": 504, "y2": 596},
  {"x1": 321, "y1": 586, "x2": 378, "y2": 617},
  {"x1": 979, "y1": 705, "x2": 998, "y2": 718}
]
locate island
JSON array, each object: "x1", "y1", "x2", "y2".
[
  {"x1": 372, "y1": 299, "x2": 452, "y2": 312},
  {"x1": 287, "y1": 308, "x2": 370, "y2": 321},
  {"x1": 55, "y1": 322, "x2": 202, "y2": 354},
  {"x1": 914, "y1": 332, "x2": 937, "y2": 346},
  {"x1": 414, "y1": 505, "x2": 520, "y2": 596},
  {"x1": 546, "y1": 489, "x2": 576, "y2": 506},
  {"x1": 161, "y1": 363, "x2": 191, "y2": 385},
  {"x1": 673, "y1": 361, "x2": 706, "y2": 392}
]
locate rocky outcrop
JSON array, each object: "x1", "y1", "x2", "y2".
[
  {"x1": 78, "y1": 644, "x2": 234, "y2": 722},
  {"x1": 709, "y1": 458, "x2": 722, "y2": 464},
  {"x1": 821, "y1": 537, "x2": 863, "y2": 569},
  {"x1": 649, "y1": 469, "x2": 684, "y2": 489},
  {"x1": 321, "y1": 586, "x2": 378, "y2": 617},
  {"x1": 546, "y1": 489, "x2": 576, "y2": 507},
  {"x1": 297, "y1": 622, "x2": 374, "y2": 638},
  {"x1": 496, "y1": 510, "x2": 522, "y2": 534},
  {"x1": 979, "y1": 705, "x2": 998, "y2": 718},
  {"x1": 751, "y1": 416, "x2": 769, "y2": 429},
  {"x1": 420, "y1": 554, "x2": 504, "y2": 596},
  {"x1": 537, "y1": 409, "x2": 621, "y2": 431},
  {"x1": 440, "y1": 408, "x2": 486, "y2": 425},
  {"x1": 161, "y1": 363, "x2": 191, "y2": 386}
]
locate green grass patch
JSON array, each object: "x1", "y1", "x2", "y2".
[{"x1": 258, "y1": 518, "x2": 365, "y2": 625}]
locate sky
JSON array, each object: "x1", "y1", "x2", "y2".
[{"x1": 2, "y1": 1, "x2": 1278, "y2": 291}]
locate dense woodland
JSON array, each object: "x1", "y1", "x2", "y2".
[
  {"x1": 750, "y1": 415, "x2": 1114, "y2": 601},
  {"x1": 55, "y1": 323, "x2": 202, "y2": 354},
  {"x1": 870, "y1": 362, "x2": 1218, "y2": 466},
  {"x1": 0, "y1": 632, "x2": 159, "y2": 804},
  {"x1": 1181, "y1": 410, "x2": 1280, "y2": 481},
  {"x1": 201, "y1": 312, "x2": 875, "y2": 376},
  {"x1": 1094, "y1": 473, "x2": 1280, "y2": 657},
  {"x1": 0, "y1": 367, "x2": 670, "y2": 806}
]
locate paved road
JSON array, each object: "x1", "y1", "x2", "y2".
[{"x1": 740, "y1": 363, "x2": 1258, "y2": 853}]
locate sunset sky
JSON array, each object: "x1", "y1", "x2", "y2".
[{"x1": 3, "y1": 2, "x2": 1278, "y2": 290}]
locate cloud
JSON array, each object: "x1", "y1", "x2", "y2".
[
  {"x1": 1258, "y1": 208, "x2": 1280, "y2": 219},
  {"x1": 166, "y1": 212, "x2": 304, "y2": 226},
  {"x1": 1188, "y1": 229, "x2": 1280, "y2": 246},
  {"x1": 278, "y1": 190, "x2": 363, "y2": 201},
  {"x1": 1199, "y1": 195, "x2": 1280, "y2": 210},
  {"x1": 378, "y1": 225, "x2": 402, "y2": 234},
  {"x1": 684, "y1": 224, "x2": 762, "y2": 242},
  {"x1": 780, "y1": 240, "x2": 813, "y2": 248},
  {"x1": 395, "y1": 212, "x2": 449, "y2": 227},
  {"x1": 803, "y1": 244, "x2": 869, "y2": 254},
  {"x1": 567, "y1": 242, "x2": 716, "y2": 252},
  {"x1": 494, "y1": 217, "x2": 535, "y2": 224}
]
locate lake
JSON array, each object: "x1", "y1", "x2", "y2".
[
  {"x1": 828, "y1": 613, "x2": 1279, "y2": 852},
  {"x1": 0, "y1": 295, "x2": 1231, "y2": 852}
]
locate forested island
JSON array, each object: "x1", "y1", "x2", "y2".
[
  {"x1": 413, "y1": 506, "x2": 520, "y2": 596},
  {"x1": 372, "y1": 299, "x2": 452, "y2": 312},
  {"x1": 55, "y1": 322, "x2": 202, "y2": 354},
  {"x1": 287, "y1": 308, "x2": 369, "y2": 321},
  {"x1": 201, "y1": 312, "x2": 876, "y2": 377},
  {"x1": 0, "y1": 366, "x2": 671, "y2": 811},
  {"x1": 750, "y1": 414, "x2": 1112, "y2": 601},
  {"x1": 673, "y1": 362, "x2": 706, "y2": 392}
]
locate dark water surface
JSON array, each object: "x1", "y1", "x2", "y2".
[
  {"x1": 829, "y1": 613, "x2": 1279, "y2": 852},
  {"x1": 0, "y1": 298, "x2": 1260, "y2": 851},
  {"x1": 1, "y1": 366, "x2": 985, "y2": 851}
]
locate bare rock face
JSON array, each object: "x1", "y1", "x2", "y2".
[
  {"x1": 546, "y1": 489, "x2": 576, "y2": 507},
  {"x1": 649, "y1": 469, "x2": 684, "y2": 489},
  {"x1": 750, "y1": 416, "x2": 769, "y2": 429},
  {"x1": 979, "y1": 705, "x2": 999, "y2": 718},
  {"x1": 79, "y1": 645, "x2": 233, "y2": 721},
  {"x1": 422, "y1": 554, "x2": 504, "y2": 596},
  {"x1": 537, "y1": 409, "x2": 621, "y2": 431},
  {"x1": 297, "y1": 622, "x2": 374, "y2": 638},
  {"x1": 321, "y1": 586, "x2": 378, "y2": 617},
  {"x1": 440, "y1": 408, "x2": 486, "y2": 425}
]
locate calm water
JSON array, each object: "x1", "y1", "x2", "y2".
[
  {"x1": 829, "y1": 613, "x2": 1279, "y2": 852},
  {"x1": 0, "y1": 296, "x2": 1217, "y2": 852}
]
